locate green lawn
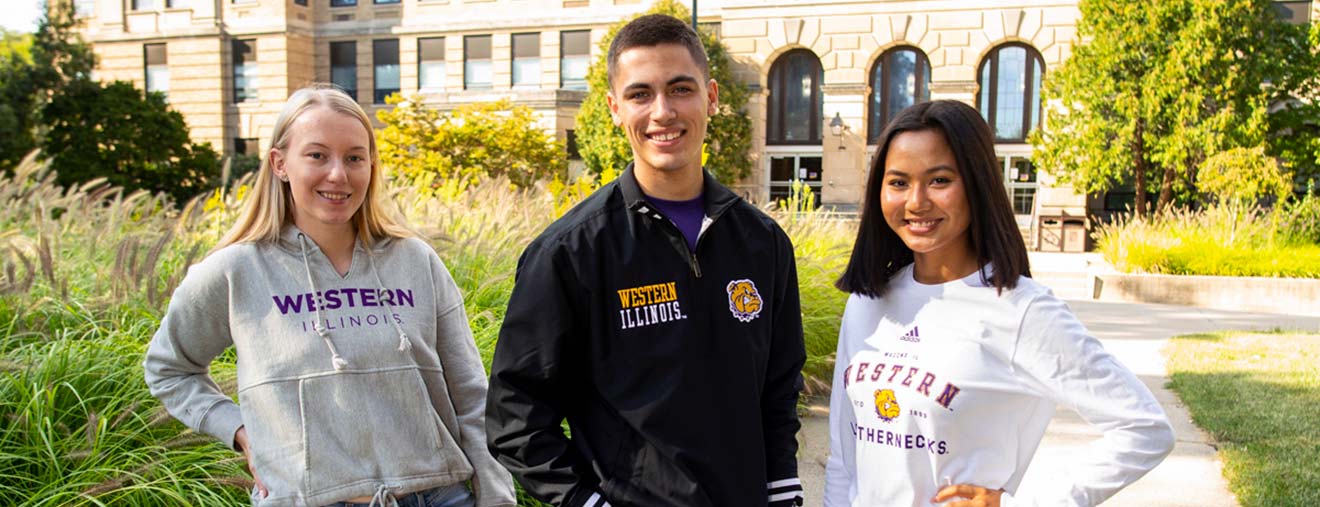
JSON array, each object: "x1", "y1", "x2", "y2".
[{"x1": 1165, "y1": 331, "x2": 1320, "y2": 507}]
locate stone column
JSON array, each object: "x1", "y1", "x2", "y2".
[{"x1": 820, "y1": 83, "x2": 867, "y2": 209}]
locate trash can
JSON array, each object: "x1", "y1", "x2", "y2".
[
  {"x1": 1062, "y1": 220, "x2": 1087, "y2": 253},
  {"x1": 1036, "y1": 216, "x2": 1062, "y2": 252}
]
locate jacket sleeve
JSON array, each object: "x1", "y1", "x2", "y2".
[
  {"x1": 430, "y1": 254, "x2": 518, "y2": 507},
  {"x1": 1002, "y1": 294, "x2": 1175, "y2": 507},
  {"x1": 823, "y1": 296, "x2": 859, "y2": 507},
  {"x1": 764, "y1": 228, "x2": 806, "y2": 506},
  {"x1": 142, "y1": 258, "x2": 245, "y2": 450},
  {"x1": 486, "y1": 240, "x2": 610, "y2": 507}
]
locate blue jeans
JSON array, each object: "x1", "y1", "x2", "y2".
[{"x1": 324, "y1": 483, "x2": 475, "y2": 507}]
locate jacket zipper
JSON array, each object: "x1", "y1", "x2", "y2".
[
  {"x1": 652, "y1": 215, "x2": 704, "y2": 278},
  {"x1": 660, "y1": 219, "x2": 702, "y2": 278},
  {"x1": 643, "y1": 201, "x2": 729, "y2": 279}
]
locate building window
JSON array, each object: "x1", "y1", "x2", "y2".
[
  {"x1": 294, "y1": 0, "x2": 307, "y2": 5},
  {"x1": 464, "y1": 35, "x2": 492, "y2": 90},
  {"x1": 234, "y1": 138, "x2": 260, "y2": 156},
  {"x1": 1000, "y1": 155, "x2": 1038, "y2": 215},
  {"x1": 978, "y1": 43, "x2": 1045, "y2": 143},
  {"x1": 768, "y1": 155, "x2": 823, "y2": 206},
  {"x1": 868, "y1": 46, "x2": 930, "y2": 144},
  {"x1": 233, "y1": 39, "x2": 258, "y2": 103},
  {"x1": 144, "y1": 43, "x2": 168, "y2": 98},
  {"x1": 330, "y1": 0, "x2": 356, "y2": 7},
  {"x1": 373, "y1": 39, "x2": 400, "y2": 103},
  {"x1": 566, "y1": 129, "x2": 580, "y2": 160},
  {"x1": 767, "y1": 49, "x2": 823, "y2": 145},
  {"x1": 74, "y1": 0, "x2": 95, "y2": 17},
  {"x1": 511, "y1": 33, "x2": 541, "y2": 88},
  {"x1": 132, "y1": 0, "x2": 166, "y2": 10},
  {"x1": 331, "y1": 41, "x2": 357, "y2": 101},
  {"x1": 418, "y1": 37, "x2": 446, "y2": 92},
  {"x1": 1274, "y1": 1, "x2": 1311, "y2": 24},
  {"x1": 560, "y1": 30, "x2": 589, "y2": 90}
]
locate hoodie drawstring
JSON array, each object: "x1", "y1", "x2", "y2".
[
  {"x1": 367, "y1": 484, "x2": 399, "y2": 507},
  {"x1": 365, "y1": 248, "x2": 412, "y2": 352},
  {"x1": 298, "y1": 233, "x2": 350, "y2": 371}
]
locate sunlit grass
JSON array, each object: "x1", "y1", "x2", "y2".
[{"x1": 1165, "y1": 331, "x2": 1320, "y2": 507}]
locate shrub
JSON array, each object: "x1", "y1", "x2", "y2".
[
  {"x1": 1198, "y1": 147, "x2": 1292, "y2": 206},
  {"x1": 378, "y1": 96, "x2": 566, "y2": 190},
  {"x1": 1095, "y1": 205, "x2": 1320, "y2": 277}
]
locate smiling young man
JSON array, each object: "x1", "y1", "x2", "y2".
[{"x1": 486, "y1": 14, "x2": 806, "y2": 507}]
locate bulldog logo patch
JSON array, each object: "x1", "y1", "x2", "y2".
[
  {"x1": 726, "y1": 279, "x2": 763, "y2": 323},
  {"x1": 874, "y1": 389, "x2": 900, "y2": 422}
]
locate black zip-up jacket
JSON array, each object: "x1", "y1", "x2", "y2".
[{"x1": 486, "y1": 166, "x2": 806, "y2": 507}]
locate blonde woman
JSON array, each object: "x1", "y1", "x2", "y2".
[{"x1": 144, "y1": 85, "x2": 516, "y2": 507}]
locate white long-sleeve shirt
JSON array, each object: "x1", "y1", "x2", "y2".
[{"x1": 824, "y1": 265, "x2": 1174, "y2": 507}]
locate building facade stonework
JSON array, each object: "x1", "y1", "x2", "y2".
[{"x1": 70, "y1": 0, "x2": 1319, "y2": 250}]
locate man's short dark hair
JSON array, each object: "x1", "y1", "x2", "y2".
[{"x1": 607, "y1": 14, "x2": 710, "y2": 88}]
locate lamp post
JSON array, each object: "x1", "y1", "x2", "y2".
[
  {"x1": 829, "y1": 112, "x2": 846, "y2": 150},
  {"x1": 691, "y1": 0, "x2": 698, "y2": 28}
]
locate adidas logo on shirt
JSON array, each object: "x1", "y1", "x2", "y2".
[{"x1": 899, "y1": 326, "x2": 920, "y2": 343}]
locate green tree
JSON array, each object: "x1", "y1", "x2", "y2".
[
  {"x1": 575, "y1": 0, "x2": 753, "y2": 184},
  {"x1": 377, "y1": 96, "x2": 566, "y2": 189},
  {"x1": 0, "y1": 0, "x2": 95, "y2": 170},
  {"x1": 0, "y1": 48, "x2": 37, "y2": 169},
  {"x1": 40, "y1": 80, "x2": 220, "y2": 204},
  {"x1": 0, "y1": 29, "x2": 33, "y2": 63},
  {"x1": 1031, "y1": 0, "x2": 1318, "y2": 213}
]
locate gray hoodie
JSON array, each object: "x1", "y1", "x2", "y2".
[{"x1": 144, "y1": 225, "x2": 516, "y2": 507}]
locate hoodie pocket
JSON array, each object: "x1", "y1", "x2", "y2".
[{"x1": 298, "y1": 368, "x2": 460, "y2": 496}]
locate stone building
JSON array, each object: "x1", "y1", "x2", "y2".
[{"x1": 69, "y1": 0, "x2": 1318, "y2": 250}]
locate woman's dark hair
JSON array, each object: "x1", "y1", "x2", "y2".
[{"x1": 835, "y1": 100, "x2": 1030, "y2": 297}]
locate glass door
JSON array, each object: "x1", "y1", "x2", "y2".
[{"x1": 768, "y1": 155, "x2": 823, "y2": 208}]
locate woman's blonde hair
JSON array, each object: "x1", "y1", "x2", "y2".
[{"x1": 213, "y1": 85, "x2": 414, "y2": 253}]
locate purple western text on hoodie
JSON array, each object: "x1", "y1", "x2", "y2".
[{"x1": 273, "y1": 288, "x2": 415, "y2": 315}]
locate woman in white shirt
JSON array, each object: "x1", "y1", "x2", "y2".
[{"x1": 824, "y1": 100, "x2": 1173, "y2": 507}]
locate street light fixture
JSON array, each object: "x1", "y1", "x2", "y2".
[{"x1": 829, "y1": 112, "x2": 847, "y2": 150}]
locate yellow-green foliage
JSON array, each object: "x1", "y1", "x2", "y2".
[
  {"x1": 1198, "y1": 147, "x2": 1291, "y2": 205},
  {"x1": 769, "y1": 182, "x2": 856, "y2": 394},
  {"x1": 377, "y1": 96, "x2": 567, "y2": 190},
  {"x1": 0, "y1": 28, "x2": 33, "y2": 64},
  {"x1": 1095, "y1": 205, "x2": 1320, "y2": 278},
  {"x1": 546, "y1": 166, "x2": 619, "y2": 218}
]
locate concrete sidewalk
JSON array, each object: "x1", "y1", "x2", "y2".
[{"x1": 796, "y1": 299, "x2": 1320, "y2": 506}]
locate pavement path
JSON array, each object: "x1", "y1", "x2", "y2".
[{"x1": 796, "y1": 299, "x2": 1320, "y2": 506}]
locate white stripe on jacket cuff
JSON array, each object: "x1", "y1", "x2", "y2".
[
  {"x1": 585, "y1": 492, "x2": 612, "y2": 507},
  {"x1": 768, "y1": 477, "x2": 804, "y2": 504}
]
